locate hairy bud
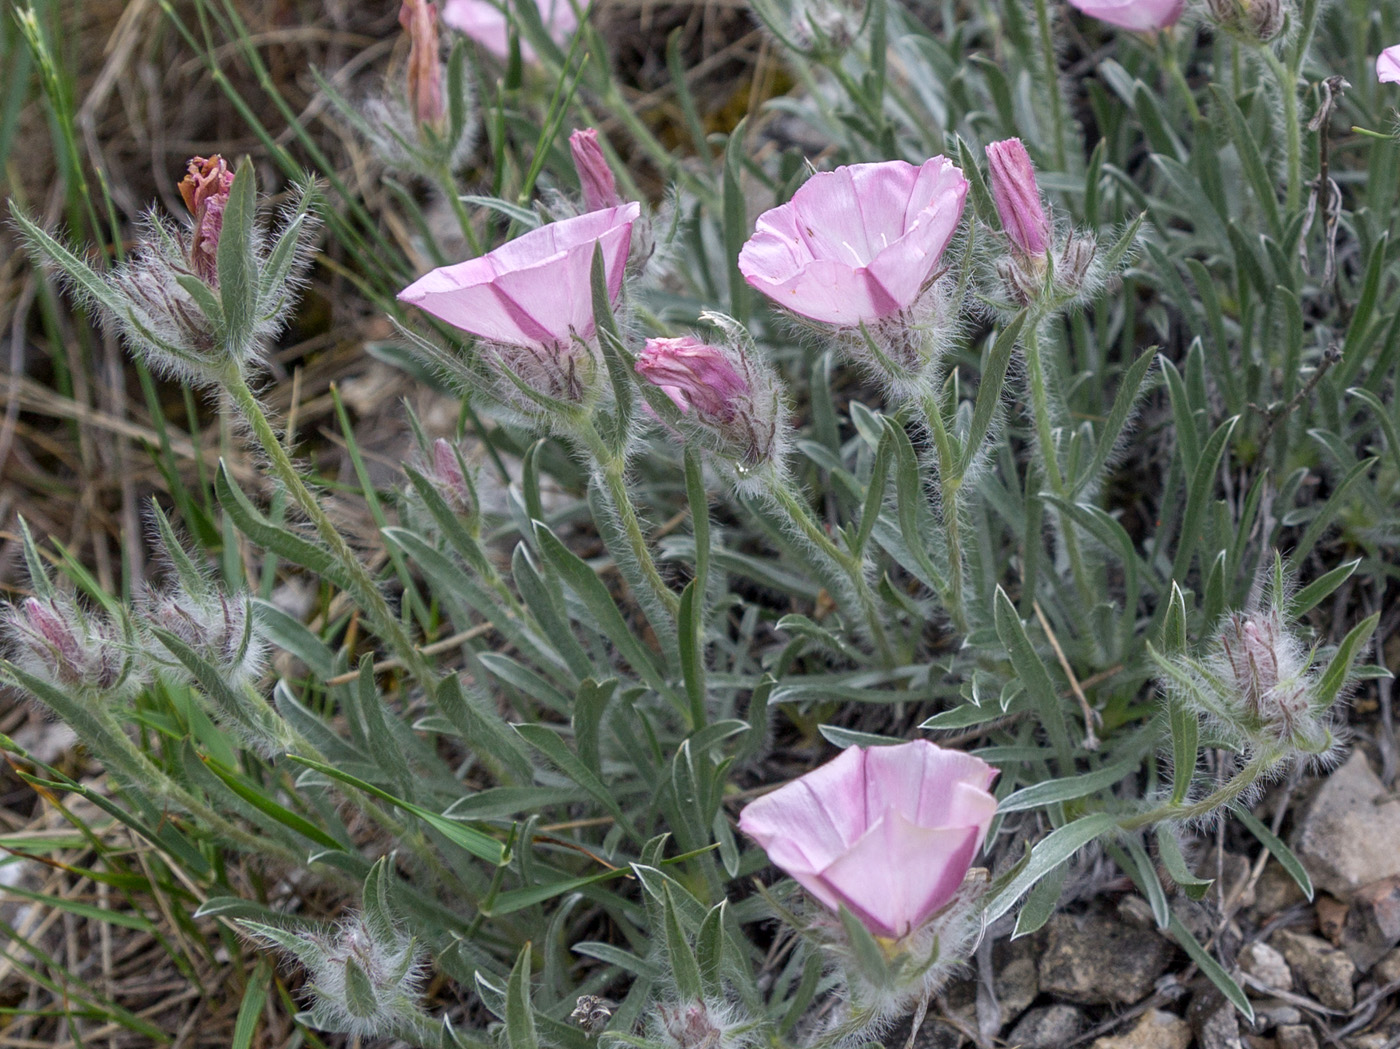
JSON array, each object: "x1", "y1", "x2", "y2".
[
  {"x1": 654, "y1": 999, "x2": 755, "y2": 1049},
  {"x1": 178, "y1": 155, "x2": 235, "y2": 283},
  {"x1": 430, "y1": 438, "x2": 478, "y2": 516},
  {"x1": 2, "y1": 596, "x2": 132, "y2": 695},
  {"x1": 1205, "y1": 0, "x2": 1287, "y2": 44}
]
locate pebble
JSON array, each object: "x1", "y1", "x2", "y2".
[
  {"x1": 1039, "y1": 913, "x2": 1176, "y2": 1005},
  {"x1": 1373, "y1": 946, "x2": 1400, "y2": 986},
  {"x1": 1007, "y1": 1004, "x2": 1085, "y2": 1049},
  {"x1": 1315, "y1": 895, "x2": 1348, "y2": 945},
  {"x1": 1275, "y1": 1027, "x2": 1318, "y2": 1049},
  {"x1": 1239, "y1": 942, "x2": 1293, "y2": 992},
  {"x1": 1291, "y1": 751, "x2": 1400, "y2": 897},
  {"x1": 1090, "y1": 1009, "x2": 1192, "y2": 1049},
  {"x1": 1343, "y1": 875, "x2": 1400, "y2": 972},
  {"x1": 1249, "y1": 862, "x2": 1308, "y2": 921},
  {"x1": 1189, "y1": 989, "x2": 1242, "y2": 1049},
  {"x1": 1272, "y1": 929, "x2": 1357, "y2": 1011},
  {"x1": 993, "y1": 938, "x2": 1039, "y2": 1025},
  {"x1": 1250, "y1": 1000, "x2": 1303, "y2": 1031}
]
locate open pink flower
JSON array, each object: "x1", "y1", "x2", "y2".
[
  {"x1": 738, "y1": 157, "x2": 969, "y2": 327},
  {"x1": 738, "y1": 740, "x2": 998, "y2": 939},
  {"x1": 1379, "y1": 46, "x2": 1400, "y2": 84},
  {"x1": 441, "y1": 0, "x2": 579, "y2": 62},
  {"x1": 397, "y1": 203, "x2": 640, "y2": 346},
  {"x1": 986, "y1": 138, "x2": 1050, "y2": 258},
  {"x1": 1066, "y1": 0, "x2": 1184, "y2": 31},
  {"x1": 636, "y1": 337, "x2": 750, "y2": 420}
]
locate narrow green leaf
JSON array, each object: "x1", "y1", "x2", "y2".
[
  {"x1": 1169, "y1": 913, "x2": 1254, "y2": 1021},
  {"x1": 983, "y1": 813, "x2": 1120, "y2": 924},
  {"x1": 1155, "y1": 826, "x2": 1213, "y2": 899}
]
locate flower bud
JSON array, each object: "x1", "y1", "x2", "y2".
[
  {"x1": 431, "y1": 438, "x2": 477, "y2": 516},
  {"x1": 985, "y1": 139, "x2": 1050, "y2": 259},
  {"x1": 1204, "y1": 0, "x2": 1286, "y2": 44},
  {"x1": 2, "y1": 596, "x2": 130, "y2": 694},
  {"x1": 400, "y1": 0, "x2": 447, "y2": 132},
  {"x1": 144, "y1": 587, "x2": 266, "y2": 687},
  {"x1": 178, "y1": 155, "x2": 234, "y2": 283},
  {"x1": 655, "y1": 1000, "x2": 753, "y2": 1049},
  {"x1": 570, "y1": 128, "x2": 622, "y2": 212},
  {"x1": 1217, "y1": 609, "x2": 1320, "y2": 749},
  {"x1": 636, "y1": 328, "x2": 787, "y2": 472}
]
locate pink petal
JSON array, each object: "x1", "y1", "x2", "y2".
[
  {"x1": 1379, "y1": 46, "x2": 1400, "y2": 84},
  {"x1": 861, "y1": 740, "x2": 998, "y2": 833},
  {"x1": 818, "y1": 810, "x2": 982, "y2": 938},
  {"x1": 398, "y1": 204, "x2": 638, "y2": 345},
  {"x1": 737, "y1": 745, "x2": 869, "y2": 878},
  {"x1": 441, "y1": 0, "x2": 579, "y2": 61},
  {"x1": 1065, "y1": 0, "x2": 1184, "y2": 31}
]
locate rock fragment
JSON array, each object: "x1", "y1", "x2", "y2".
[
  {"x1": 1090, "y1": 1009, "x2": 1191, "y2": 1049},
  {"x1": 1291, "y1": 751, "x2": 1400, "y2": 897},
  {"x1": 1039, "y1": 913, "x2": 1176, "y2": 1005},
  {"x1": 1272, "y1": 929, "x2": 1356, "y2": 1010}
]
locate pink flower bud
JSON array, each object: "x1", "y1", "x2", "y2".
[
  {"x1": 570, "y1": 128, "x2": 622, "y2": 212},
  {"x1": 1218, "y1": 610, "x2": 1311, "y2": 743},
  {"x1": 431, "y1": 438, "x2": 475, "y2": 514},
  {"x1": 636, "y1": 337, "x2": 750, "y2": 421},
  {"x1": 1066, "y1": 0, "x2": 1184, "y2": 31},
  {"x1": 1379, "y1": 45, "x2": 1400, "y2": 84},
  {"x1": 985, "y1": 138, "x2": 1051, "y2": 259},
  {"x1": 738, "y1": 740, "x2": 997, "y2": 940},
  {"x1": 178, "y1": 155, "x2": 234, "y2": 284},
  {"x1": 4, "y1": 596, "x2": 126, "y2": 692},
  {"x1": 399, "y1": 0, "x2": 446, "y2": 132}
]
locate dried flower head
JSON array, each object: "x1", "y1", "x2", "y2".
[{"x1": 179, "y1": 155, "x2": 235, "y2": 283}]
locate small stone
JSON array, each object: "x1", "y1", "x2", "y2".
[
  {"x1": 1039, "y1": 913, "x2": 1176, "y2": 1005},
  {"x1": 1250, "y1": 1000, "x2": 1302, "y2": 1031},
  {"x1": 1275, "y1": 1026, "x2": 1318, "y2": 1049},
  {"x1": 1119, "y1": 894, "x2": 1157, "y2": 929},
  {"x1": 1091, "y1": 1009, "x2": 1192, "y2": 1049},
  {"x1": 1343, "y1": 876, "x2": 1400, "y2": 972},
  {"x1": 1315, "y1": 896, "x2": 1348, "y2": 946},
  {"x1": 993, "y1": 939, "x2": 1039, "y2": 1025},
  {"x1": 1189, "y1": 989, "x2": 1242, "y2": 1049},
  {"x1": 1373, "y1": 947, "x2": 1400, "y2": 986},
  {"x1": 1008, "y1": 1005, "x2": 1085, "y2": 1049},
  {"x1": 1272, "y1": 929, "x2": 1357, "y2": 1010},
  {"x1": 1292, "y1": 751, "x2": 1400, "y2": 897},
  {"x1": 1220, "y1": 852, "x2": 1256, "y2": 911},
  {"x1": 1239, "y1": 942, "x2": 1293, "y2": 992},
  {"x1": 1243, "y1": 1038, "x2": 1276, "y2": 1049},
  {"x1": 1250, "y1": 863, "x2": 1308, "y2": 921}
]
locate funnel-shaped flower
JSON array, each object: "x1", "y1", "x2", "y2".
[
  {"x1": 739, "y1": 740, "x2": 997, "y2": 939},
  {"x1": 442, "y1": 0, "x2": 579, "y2": 61},
  {"x1": 1379, "y1": 46, "x2": 1400, "y2": 83},
  {"x1": 178, "y1": 155, "x2": 235, "y2": 284},
  {"x1": 986, "y1": 139, "x2": 1050, "y2": 259},
  {"x1": 571, "y1": 128, "x2": 622, "y2": 212},
  {"x1": 398, "y1": 203, "x2": 640, "y2": 346},
  {"x1": 738, "y1": 157, "x2": 969, "y2": 327},
  {"x1": 1066, "y1": 0, "x2": 1184, "y2": 31}
]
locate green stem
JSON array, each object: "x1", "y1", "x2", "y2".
[
  {"x1": 1023, "y1": 330, "x2": 1094, "y2": 609},
  {"x1": 576, "y1": 420, "x2": 681, "y2": 619},
  {"x1": 223, "y1": 372, "x2": 437, "y2": 685},
  {"x1": 768, "y1": 477, "x2": 895, "y2": 665},
  {"x1": 436, "y1": 159, "x2": 483, "y2": 256},
  {"x1": 1034, "y1": 0, "x2": 1067, "y2": 170},
  {"x1": 1263, "y1": 47, "x2": 1302, "y2": 213},
  {"x1": 1160, "y1": 33, "x2": 1202, "y2": 124},
  {"x1": 920, "y1": 395, "x2": 968, "y2": 633},
  {"x1": 1118, "y1": 753, "x2": 1276, "y2": 831}
]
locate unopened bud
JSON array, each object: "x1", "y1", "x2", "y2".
[
  {"x1": 985, "y1": 138, "x2": 1051, "y2": 259},
  {"x1": 1205, "y1": 0, "x2": 1286, "y2": 44},
  {"x1": 1218, "y1": 610, "x2": 1315, "y2": 746},
  {"x1": 2, "y1": 596, "x2": 129, "y2": 693},
  {"x1": 146, "y1": 588, "x2": 265, "y2": 685},
  {"x1": 431, "y1": 438, "x2": 476, "y2": 516},
  {"x1": 570, "y1": 128, "x2": 622, "y2": 212},
  {"x1": 399, "y1": 0, "x2": 447, "y2": 132},
  {"x1": 636, "y1": 331, "x2": 787, "y2": 470}
]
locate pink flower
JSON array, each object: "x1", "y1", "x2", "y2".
[
  {"x1": 985, "y1": 138, "x2": 1051, "y2": 258},
  {"x1": 1379, "y1": 45, "x2": 1400, "y2": 84},
  {"x1": 178, "y1": 155, "x2": 234, "y2": 284},
  {"x1": 636, "y1": 337, "x2": 750, "y2": 420},
  {"x1": 441, "y1": 0, "x2": 579, "y2": 62},
  {"x1": 400, "y1": 0, "x2": 446, "y2": 132},
  {"x1": 738, "y1": 740, "x2": 998, "y2": 939},
  {"x1": 738, "y1": 157, "x2": 969, "y2": 327},
  {"x1": 397, "y1": 203, "x2": 640, "y2": 346},
  {"x1": 1065, "y1": 0, "x2": 1184, "y2": 31},
  {"x1": 570, "y1": 128, "x2": 622, "y2": 212}
]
